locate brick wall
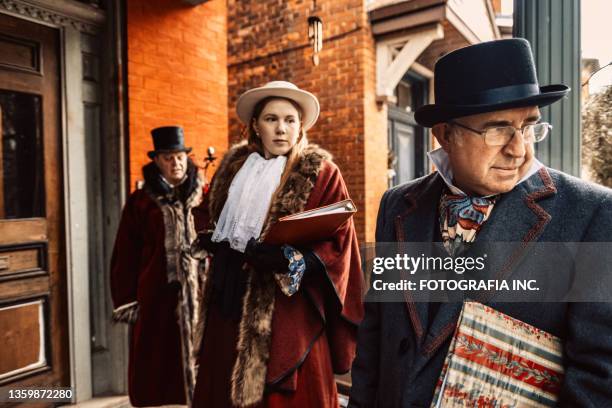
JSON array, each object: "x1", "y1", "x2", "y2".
[
  {"x1": 227, "y1": 0, "x2": 386, "y2": 242},
  {"x1": 127, "y1": 0, "x2": 228, "y2": 188}
]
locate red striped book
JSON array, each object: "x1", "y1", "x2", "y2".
[{"x1": 431, "y1": 301, "x2": 564, "y2": 408}]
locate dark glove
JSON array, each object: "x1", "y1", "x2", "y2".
[
  {"x1": 244, "y1": 238, "x2": 289, "y2": 271},
  {"x1": 191, "y1": 230, "x2": 220, "y2": 258}
]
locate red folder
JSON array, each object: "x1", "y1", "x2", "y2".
[{"x1": 264, "y1": 199, "x2": 356, "y2": 246}]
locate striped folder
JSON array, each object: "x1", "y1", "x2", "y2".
[{"x1": 431, "y1": 301, "x2": 564, "y2": 407}]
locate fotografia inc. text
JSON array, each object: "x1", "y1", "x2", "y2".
[{"x1": 371, "y1": 279, "x2": 540, "y2": 292}]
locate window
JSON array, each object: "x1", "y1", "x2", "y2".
[{"x1": 388, "y1": 72, "x2": 429, "y2": 187}]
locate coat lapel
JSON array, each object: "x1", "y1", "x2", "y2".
[
  {"x1": 468, "y1": 167, "x2": 557, "y2": 303},
  {"x1": 395, "y1": 173, "x2": 445, "y2": 343},
  {"x1": 398, "y1": 168, "x2": 557, "y2": 375}
]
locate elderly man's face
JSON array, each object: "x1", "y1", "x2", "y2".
[
  {"x1": 432, "y1": 106, "x2": 540, "y2": 196},
  {"x1": 154, "y1": 151, "x2": 188, "y2": 185}
]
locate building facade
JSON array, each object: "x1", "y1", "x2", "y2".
[{"x1": 0, "y1": 0, "x2": 582, "y2": 405}]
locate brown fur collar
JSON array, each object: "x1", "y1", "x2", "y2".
[
  {"x1": 150, "y1": 172, "x2": 205, "y2": 406},
  {"x1": 202, "y1": 141, "x2": 331, "y2": 406},
  {"x1": 208, "y1": 141, "x2": 331, "y2": 228}
]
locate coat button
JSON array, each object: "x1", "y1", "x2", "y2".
[{"x1": 398, "y1": 338, "x2": 410, "y2": 355}]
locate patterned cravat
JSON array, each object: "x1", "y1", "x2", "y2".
[{"x1": 438, "y1": 190, "x2": 498, "y2": 256}]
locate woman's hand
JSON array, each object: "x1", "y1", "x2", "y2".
[{"x1": 244, "y1": 238, "x2": 289, "y2": 272}]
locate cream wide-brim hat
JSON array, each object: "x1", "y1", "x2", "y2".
[{"x1": 236, "y1": 81, "x2": 320, "y2": 131}]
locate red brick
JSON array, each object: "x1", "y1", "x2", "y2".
[{"x1": 127, "y1": 0, "x2": 228, "y2": 188}]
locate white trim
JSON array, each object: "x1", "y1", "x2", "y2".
[
  {"x1": 366, "y1": 0, "x2": 404, "y2": 12},
  {"x1": 371, "y1": 4, "x2": 445, "y2": 36},
  {"x1": 445, "y1": 5, "x2": 480, "y2": 44},
  {"x1": 62, "y1": 25, "x2": 92, "y2": 403},
  {"x1": 484, "y1": 0, "x2": 502, "y2": 39},
  {"x1": 376, "y1": 23, "x2": 443, "y2": 102},
  {"x1": 410, "y1": 62, "x2": 434, "y2": 79},
  {"x1": 446, "y1": 1, "x2": 500, "y2": 44}
]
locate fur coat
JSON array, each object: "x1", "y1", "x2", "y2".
[
  {"x1": 110, "y1": 160, "x2": 207, "y2": 407},
  {"x1": 198, "y1": 142, "x2": 364, "y2": 407}
]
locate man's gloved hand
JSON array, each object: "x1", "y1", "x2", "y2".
[
  {"x1": 244, "y1": 238, "x2": 289, "y2": 272},
  {"x1": 191, "y1": 230, "x2": 220, "y2": 258}
]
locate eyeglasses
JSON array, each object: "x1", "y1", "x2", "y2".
[{"x1": 449, "y1": 121, "x2": 552, "y2": 146}]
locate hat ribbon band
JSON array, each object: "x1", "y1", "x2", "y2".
[{"x1": 442, "y1": 83, "x2": 540, "y2": 105}]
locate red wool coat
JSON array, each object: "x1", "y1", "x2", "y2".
[
  {"x1": 192, "y1": 143, "x2": 365, "y2": 407},
  {"x1": 267, "y1": 158, "x2": 364, "y2": 387}
]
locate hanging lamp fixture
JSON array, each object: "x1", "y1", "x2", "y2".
[{"x1": 308, "y1": 0, "x2": 323, "y2": 66}]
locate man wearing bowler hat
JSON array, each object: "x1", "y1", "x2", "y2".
[
  {"x1": 110, "y1": 126, "x2": 208, "y2": 406},
  {"x1": 349, "y1": 39, "x2": 612, "y2": 406}
]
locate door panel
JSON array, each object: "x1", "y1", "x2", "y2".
[
  {"x1": 0, "y1": 12, "x2": 68, "y2": 396},
  {"x1": 0, "y1": 299, "x2": 48, "y2": 381}
]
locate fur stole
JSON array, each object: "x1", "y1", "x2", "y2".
[
  {"x1": 204, "y1": 141, "x2": 331, "y2": 407},
  {"x1": 144, "y1": 161, "x2": 205, "y2": 407}
]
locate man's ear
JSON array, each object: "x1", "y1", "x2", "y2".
[{"x1": 432, "y1": 123, "x2": 452, "y2": 152}]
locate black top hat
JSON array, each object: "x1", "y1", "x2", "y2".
[
  {"x1": 148, "y1": 126, "x2": 192, "y2": 159},
  {"x1": 414, "y1": 38, "x2": 570, "y2": 127}
]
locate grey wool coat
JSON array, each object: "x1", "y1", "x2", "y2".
[{"x1": 349, "y1": 167, "x2": 612, "y2": 408}]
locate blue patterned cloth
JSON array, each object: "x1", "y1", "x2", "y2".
[
  {"x1": 439, "y1": 191, "x2": 498, "y2": 256},
  {"x1": 274, "y1": 245, "x2": 307, "y2": 296}
]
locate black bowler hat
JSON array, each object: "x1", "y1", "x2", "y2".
[
  {"x1": 414, "y1": 38, "x2": 570, "y2": 127},
  {"x1": 147, "y1": 126, "x2": 192, "y2": 159}
]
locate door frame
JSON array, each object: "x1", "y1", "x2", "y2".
[{"x1": 0, "y1": 1, "x2": 128, "y2": 402}]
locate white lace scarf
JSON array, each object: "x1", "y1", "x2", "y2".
[{"x1": 212, "y1": 152, "x2": 287, "y2": 252}]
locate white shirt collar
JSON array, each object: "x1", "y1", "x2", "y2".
[
  {"x1": 427, "y1": 147, "x2": 544, "y2": 196},
  {"x1": 161, "y1": 174, "x2": 187, "y2": 189}
]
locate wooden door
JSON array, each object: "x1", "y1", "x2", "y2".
[{"x1": 0, "y1": 12, "x2": 68, "y2": 396}]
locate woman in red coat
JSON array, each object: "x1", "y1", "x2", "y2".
[{"x1": 191, "y1": 81, "x2": 364, "y2": 407}]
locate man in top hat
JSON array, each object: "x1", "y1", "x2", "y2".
[
  {"x1": 349, "y1": 39, "x2": 612, "y2": 406},
  {"x1": 110, "y1": 126, "x2": 207, "y2": 406}
]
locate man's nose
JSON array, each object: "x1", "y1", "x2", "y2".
[{"x1": 503, "y1": 128, "x2": 527, "y2": 157}]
